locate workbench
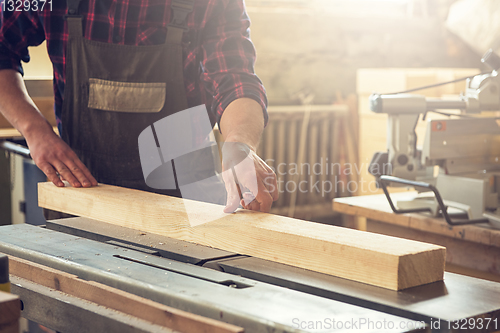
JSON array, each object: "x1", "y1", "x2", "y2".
[
  {"x1": 2, "y1": 217, "x2": 500, "y2": 332},
  {"x1": 333, "y1": 191, "x2": 500, "y2": 281}
]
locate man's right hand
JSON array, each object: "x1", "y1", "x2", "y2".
[
  {"x1": 26, "y1": 126, "x2": 97, "y2": 188},
  {"x1": 0, "y1": 69, "x2": 97, "y2": 188}
]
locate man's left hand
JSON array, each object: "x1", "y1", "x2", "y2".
[{"x1": 222, "y1": 141, "x2": 278, "y2": 213}]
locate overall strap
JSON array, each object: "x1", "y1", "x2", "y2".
[
  {"x1": 66, "y1": 0, "x2": 83, "y2": 16},
  {"x1": 164, "y1": 0, "x2": 194, "y2": 149},
  {"x1": 64, "y1": 0, "x2": 192, "y2": 43},
  {"x1": 66, "y1": 17, "x2": 83, "y2": 39},
  {"x1": 65, "y1": 0, "x2": 83, "y2": 37},
  {"x1": 166, "y1": 0, "x2": 194, "y2": 44},
  {"x1": 62, "y1": 0, "x2": 85, "y2": 145}
]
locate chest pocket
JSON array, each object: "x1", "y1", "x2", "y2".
[{"x1": 88, "y1": 78, "x2": 166, "y2": 113}]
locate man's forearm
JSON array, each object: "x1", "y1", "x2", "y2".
[
  {"x1": 219, "y1": 97, "x2": 264, "y2": 150},
  {"x1": 219, "y1": 97, "x2": 277, "y2": 212},
  {"x1": 0, "y1": 69, "x2": 53, "y2": 141},
  {"x1": 0, "y1": 69, "x2": 97, "y2": 188}
]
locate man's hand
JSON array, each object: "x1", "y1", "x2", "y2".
[
  {"x1": 219, "y1": 97, "x2": 278, "y2": 213},
  {"x1": 222, "y1": 141, "x2": 278, "y2": 213},
  {"x1": 0, "y1": 69, "x2": 97, "y2": 188},
  {"x1": 25, "y1": 125, "x2": 97, "y2": 188}
]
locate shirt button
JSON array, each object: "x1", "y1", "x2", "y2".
[{"x1": 113, "y1": 35, "x2": 122, "y2": 43}]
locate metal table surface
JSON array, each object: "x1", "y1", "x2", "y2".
[
  {"x1": 45, "y1": 217, "x2": 236, "y2": 265},
  {"x1": 45, "y1": 217, "x2": 500, "y2": 333},
  {"x1": 218, "y1": 257, "x2": 500, "y2": 325},
  {"x1": 0, "y1": 224, "x2": 426, "y2": 333}
]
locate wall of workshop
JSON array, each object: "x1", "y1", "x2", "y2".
[
  {"x1": 246, "y1": 0, "x2": 487, "y2": 201},
  {"x1": 246, "y1": 0, "x2": 483, "y2": 106},
  {"x1": 20, "y1": 2, "x2": 484, "y2": 105},
  {"x1": 23, "y1": 41, "x2": 52, "y2": 79}
]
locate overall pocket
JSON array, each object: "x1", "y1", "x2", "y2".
[{"x1": 88, "y1": 78, "x2": 166, "y2": 113}]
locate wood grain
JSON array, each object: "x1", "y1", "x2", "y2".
[
  {"x1": 333, "y1": 192, "x2": 500, "y2": 247},
  {"x1": 0, "y1": 126, "x2": 59, "y2": 140},
  {"x1": 0, "y1": 129, "x2": 24, "y2": 140},
  {"x1": 38, "y1": 182, "x2": 446, "y2": 290},
  {"x1": 366, "y1": 220, "x2": 500, "y2": 280},
  {"x1": 0, "y1": 291, "x2": 20, "y2": 333},
  {"x1": 8, "y1": 255, "x2": 243, "y2": 333}
]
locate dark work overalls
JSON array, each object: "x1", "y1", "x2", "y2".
[{"x1": 62, "y1": 0, "x2": 196, "y2": 197}]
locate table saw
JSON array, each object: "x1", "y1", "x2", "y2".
[{"x1": 1, "y1": 217, "x2": 500, "y2": 333}]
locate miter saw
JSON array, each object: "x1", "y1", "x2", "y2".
[{"x1": 368, "y1": 49, "x2": 500, "y2": 229}]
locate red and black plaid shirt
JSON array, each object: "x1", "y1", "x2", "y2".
[{"x1": 0, "y1": 0, "x2": 267, "y2": 130}]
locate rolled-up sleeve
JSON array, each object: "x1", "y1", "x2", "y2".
[
  {"x1": 200, "y1": 0, "x2": 268, "y2": 127},
  {"x1": 0, "y1": 7, "x2": 45, "y2": 76}
]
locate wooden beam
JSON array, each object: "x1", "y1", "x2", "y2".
[
  {"x1": 0, "y1": 291, "x2": 20, "y2": 333},
  {"x1": 333, "y1": 192, "x2": 500, "y2": 247},
  {"x1": 38, "y1": 182, "x2": 446, "y2": 290},
  {"x1": 8, "y1": 255, "x2": 243, "y2": 333},
  {"x1": 0, "y1": 129, "x2": 23, "y2": 140},
  {"x1": 0, "y1": 126, "x2": 58, "y2": 139},
  {"x1": 11, "y1": 276, "x2": 174, "y2": 333}
]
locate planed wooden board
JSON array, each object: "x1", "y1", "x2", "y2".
[
  {"x1": 8, "y1": 255, "x2": 243, "y2": 333},
  {"x1": 0, "y1": 126, "x2": 58, "y2": 139},
  {"x1": 0, "y1": 128, "x2": 24, "y2": 139},
  {"x1": 38, "y1": 182, "x2": 446, "y2": 290}
]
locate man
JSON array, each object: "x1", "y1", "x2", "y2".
[{"x1": 0, "y1": 0, "x2": 278, "y2": 213}]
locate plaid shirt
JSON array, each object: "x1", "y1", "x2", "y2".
[{"x1": 0, "y1": 0, "x2": 267, "y2": 130}]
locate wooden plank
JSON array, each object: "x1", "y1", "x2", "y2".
[
  {"x1": 0, "y1": 129, "x2": 24, "y2": 140},
  {"x1": 11, "y1": 276, "x2": 173, "y2": 333},
  {"x1": 0, "y1": 127, "x2": 59, "y2": 140},
  {"x1": 333, "y1": 193, "x2": 413, "y2": 227},
  {"x1": 0, "y1": 291, "x2": 20, "y2": 333},
  {"x1": 38, "y1": 182, "x2": 446, "y2": 290},
  {"x1": 333, "y1": 192, "x2": 500, "y2": 247},
  {"x1": 365, "y1": 220, "x2": 500, "y2": 280},
  {"x1": 0, "y1": 322, "x2": 18, "y2": 333},
  {"x1": 8, "y1": 255, "x2": 243, "y2": 333}
]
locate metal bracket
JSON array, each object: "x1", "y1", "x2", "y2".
[
  {"x1": 168, "y1": 0, "x2": 194, "y2": 31},
  {"x1": 0, "y1": 141, "x2": 30, "y2": 159},
  {"x1": 379, "y1": 175, "x2": 489, "y2": 226}
]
